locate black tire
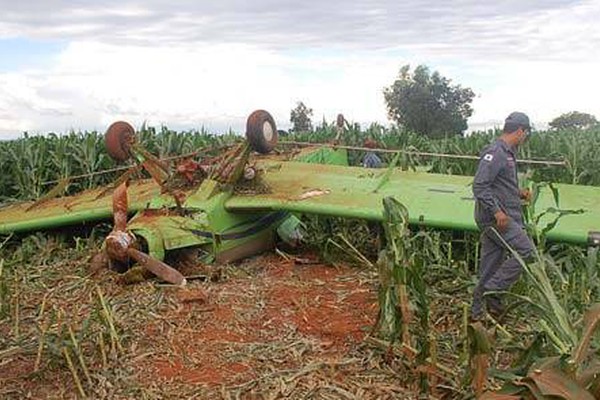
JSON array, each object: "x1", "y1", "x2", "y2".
[
  {"x1": 105, "y1": 121, "x2": 135, "y2": 162},
  {"x1": 246, "y1": 110, "x2": 278, "y2": 154}
]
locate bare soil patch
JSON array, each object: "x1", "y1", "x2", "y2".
[{"x1": 0, "y1": 246, "x2": 421, "y2": 399}]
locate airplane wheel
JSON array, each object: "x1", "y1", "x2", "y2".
[
  {"x1": 106, "y1": 121, "x2": 135, "y2": 162},
  {"x1": 246, "y1": 110, "x2": 278, "y2": 154}
]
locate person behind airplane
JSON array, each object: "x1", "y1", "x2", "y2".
[{"x1": 362, "y1": 138, "x2": 383, "y2": 168}]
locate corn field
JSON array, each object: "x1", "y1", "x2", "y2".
[
  {"x1": 0, "y1": 126, "x2": 239, "y2": 202},
  {"x1": 2, "y1": 123, "x2": 600, "y2": 203},
  {"x1": 2, "y1": 123, "x2": 600, "y2": 397},
  {"x1": 290, "y1": 122, "x2": 600, "y2": 185}
]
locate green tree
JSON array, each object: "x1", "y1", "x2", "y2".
[
  {"x1": 549, "y1": 111, "x2": 598, "y2": 131},
  {"x1": 384, "y1": 65, "x2": 475, "y2": 138},
  {"x1": 290, "y1": 101, "x2": 313, "y2": 133}
]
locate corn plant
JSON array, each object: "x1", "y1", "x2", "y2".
[
  {"x1": 0, "y1": 126, "x2": 239, "y2": 201},
  {"x1": 376, "y1": 197, "x2": 435, "y2": 394}
]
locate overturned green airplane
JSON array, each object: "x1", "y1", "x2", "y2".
[{"x1": 1, "y1": 110, "x2": 599, "y2": 285}]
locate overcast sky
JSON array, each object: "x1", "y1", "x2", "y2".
[{"x1": 1, "y1": 0, "x2": 599, "y2": 138}]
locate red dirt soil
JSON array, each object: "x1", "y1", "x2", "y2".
[{"x1": 144, "y1": 254, "x2": 378, "y2": 387}]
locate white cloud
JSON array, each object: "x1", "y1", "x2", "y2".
[
  {"x1": 0, "y1": 41, "x2": 413, "y2": 137},
  {"x1": 467, "y1": 60, "x2": 600, "y2": 129},
  {"x1": 0, "y1": 0, "x2": 599, "y2": 137}
]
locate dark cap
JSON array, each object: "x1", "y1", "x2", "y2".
[{"x1": 504, "y1": 111, "x2": 531, "y2": 132}]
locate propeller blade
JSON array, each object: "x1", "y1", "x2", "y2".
[
  {"x1": 112, "y1": 181, "x2": 129, "y2": 231},
  {"x1": 127, "y1": 248, "x2": 187, "y2": 286}
]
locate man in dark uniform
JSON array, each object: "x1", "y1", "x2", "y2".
[
  {"x1": 471, "y1": 112, "x2": 535, "y2": 321},
  {"x1": 362, "y1": 138, "x2": 383, "y2": 168}
]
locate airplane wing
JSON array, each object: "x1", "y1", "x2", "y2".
[
  {"x1": 225, "y1": 159, "x2": 600, "y2": 246},
  {"x1": 0, "y1": 180, "x2": 162, "y2": 234},
  {"x1": 0, "y1": 145, "x2": 341, "y2": 235}
]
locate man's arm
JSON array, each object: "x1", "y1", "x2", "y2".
[{"x1": 473, "y1": 148, "x2": 504, "y2": 214}]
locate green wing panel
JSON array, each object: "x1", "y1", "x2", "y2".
[
  {"x1": 292, "y1": 147, "x2": 349, "y2": 165},
  {"x1": 226, "y1": 160, "x2": 600, "y2": 245},
  {"x1": 539, "y1": 183, "x2": 600, "y2": 243},
  {"x1": 0, "y1": 180, "x2": 161, "y2": 234}
]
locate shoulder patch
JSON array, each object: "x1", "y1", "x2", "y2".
[{"x1": 483, "y1": 153, "x2": 494, "y2": 162}]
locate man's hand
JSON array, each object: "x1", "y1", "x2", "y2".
[
  {"x1": 520, "y1": 188, "x2": 532, "y2": 203},
  {"x1": 494, "y1": 210, "x2": 510, "y2": 232}
]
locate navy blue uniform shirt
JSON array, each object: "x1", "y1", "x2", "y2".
[
  {"x1": 363, "y1": 152, "x2": 383, "y2": 168},
  {"x1": 472, "y1": 139, "x2": 522, "y2": 227}
]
